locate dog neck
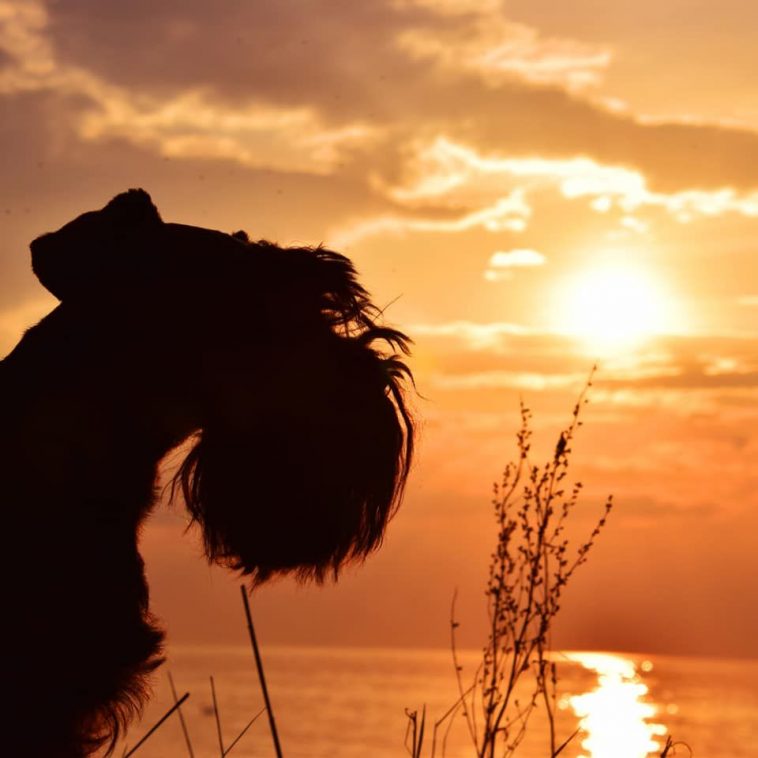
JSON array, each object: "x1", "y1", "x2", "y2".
[{"x1": 1, "y1": 303, "x2": 199, "y2": 513}]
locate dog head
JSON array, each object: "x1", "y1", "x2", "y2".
[
  {"x1": 30, "y1": 189, "x2": 414, "y2": 583},
  {"x1": 30, "y1": 188, "x2": 251, "y2": 302}
]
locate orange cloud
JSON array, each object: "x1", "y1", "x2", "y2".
[
  {"x1": 397, "y1": 13, "x2": 612, "y2": 91},
  {"x1": 330, "y1": 190, "x2": 530, "y2": 247},
  {"x1": 483, "y1": 248, "x2": 546, "y2": 281},
  {"x1": 384, "y1": 137, "x2": 758, "y2": 223},
  {"x1": 428, "y1": 369, "x2": 586, "y2": 391},
  {"x1": 5, "y1": 0, "x2": 758, "y2": 198},
  {"x1": 0, "y1": 0, "x2": 382, "y2": 174},
  {"x1": 407, "y1": 321, "x2": 758, "y2": 400}
]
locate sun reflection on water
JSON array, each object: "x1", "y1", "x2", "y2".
[{"x1": 563, "y1": 652, "x2": 667, "y2": 758}]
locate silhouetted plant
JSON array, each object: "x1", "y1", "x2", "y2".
[
  {"x1": 408, "y1": 374, "x2": 613, "y2": 757},
  {"x1": 115, "y1": 590, "x2": 273, "y2": 757},
  {"x1": 659, "y1": 736, "x2": 693, "y2": 757}
]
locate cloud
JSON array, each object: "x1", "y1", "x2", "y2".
[
  {"x1": 610, "y1": 495, "x2": 718, "y2": 520},
  {"x1": 330, "y1": 135, "x2": 758, "y2": 248},
  {"x1": 429, "y1": 369, "x2": 586, "y2": 391},
  {"x1": 41, "y1": 0, "x2": 454, "y2": 123},
  {"x1": 3, "y1": 0, "x2": 754, "y2": 197},
  {"x1": 397, "y1": 12, "x2": 612, "y2": 91},
  {"x1": 0, "y1": 0, "x2": 383, "y2": 175},
  {"x1": 489, "y1": 249, "x2": 546, "y2": 267},
  {"x1": 77, "y1": 94, "x2": 381, "y2": 175},
  {"x1": 46, "y1": 0, "x2": 611, "y2": 105},
  {"x1": 484, "y1": 248, "x2": 546, "y2": 281},
  {"x1": 409, "y1": 320, "x2": 758, "y2": 394},
  {"x1": 383, "y1": 137, "x2": 758, "y2": 224},
  {"x1": 393, "y1": 0, "x2": 504, "y2": 14},
  {"x1": 0, "y1": 1, "x2": 54, "y2": 87},
  {"x1": 410, "y1": 319, "x2": 533, "y2": 345},
  {"x1": 330, "y1": 190, "x2": 530, "y2": 247}
]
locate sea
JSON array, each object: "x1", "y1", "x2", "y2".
[{"x1": 113, "y1": 645, "x2": 758, "y2": 758}]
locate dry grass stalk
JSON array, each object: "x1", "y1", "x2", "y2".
[
  {"x1": 208, "y1": 671, "x2": 267, "y2": 758},
  {"x1": 660, "y1": 736, "x2": 693, "y2": 757},
  {"x1": 168, "y1": 671, "x2": 195, "y2": 757},
  {"x1": 121, "y1": 692, "x2": 190, "y2": 757},
  {"x1": 210, "y1": 676, "x2": 225, "y2": 756},
  {"x1": 241, "y1": 584, "x2": 285, "y2": 758},
  {"x1": 405, "y1": 705, "x2": 427, "y2": 757}
]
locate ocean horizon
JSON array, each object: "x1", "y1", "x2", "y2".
[{"x1": 112, "y1": 644, "x2": 758, "y2": 757}]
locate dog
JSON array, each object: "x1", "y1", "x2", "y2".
[{"x1": 1, "y1": 189, "x2": 414, "y2": 756}]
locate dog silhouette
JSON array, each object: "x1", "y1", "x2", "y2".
[{"x1": 2, "y1": 189, "x2": 413, "y2": 756}]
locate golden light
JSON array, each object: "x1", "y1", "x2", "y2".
[
  {"x1": 551, "y1": 258, "x2": 681, "y2": 355},
  {"x1": 564, "y1": 652, "x2": 667, "y2": 758}
]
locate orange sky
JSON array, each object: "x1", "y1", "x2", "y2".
[{"x1": 1, "y1": 0, "x2": 756, "y2": 658}]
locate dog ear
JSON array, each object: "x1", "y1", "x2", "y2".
[
  {"x1": 103, "y1": 188, "x2": 162, "y2": 229},
  {"x1": 30, "y1": 189, "x2": 163, "y2": 301}
]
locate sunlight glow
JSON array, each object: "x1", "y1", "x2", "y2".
[
  {"x1": 551, "y1": 259, "x2": 681, "y2": 355},
  {"x1": 565, "y1": 652, "x2": 667, "y2": 758}
]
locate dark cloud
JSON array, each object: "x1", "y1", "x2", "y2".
[
  {"x1": 609, "y1": 367, "x2": 758, "y2": 391},
  {"x1": 48, "y1": 0, "x2": 440, "y2": 117},
  {"x1": 438, "y1": 88, "x2": 758, "y2": 192},
  {"x1": 42, "y1": 0, "x2": 758, "y2": 192},
  {"x1": 0, "y1": 87, "x2": 387, "y2": 315},
  {"x1": 507, "y1": 0, "x2": 758, "y2": 40}
]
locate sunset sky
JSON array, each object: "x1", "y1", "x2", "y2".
[{"x1": 1, "y1": 0, "x2": 756, "y2": 658}]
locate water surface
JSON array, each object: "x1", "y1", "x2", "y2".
[{"x1": 113, "y1": 646, "x2": 758, "y2": 757}]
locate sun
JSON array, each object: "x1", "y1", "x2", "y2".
[{"x1": 551, "y1": 260, "x2": 679, "y2": 354}]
